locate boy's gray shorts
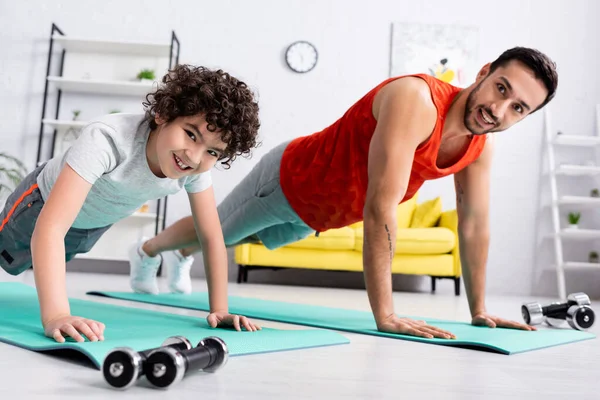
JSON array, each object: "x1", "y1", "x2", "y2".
[
  {"x1": 0, "y1": 163, "x2": 111, "y2": 276},
  {"x1": 217, "y1": 141, "x2": 316, "y2": 250}
]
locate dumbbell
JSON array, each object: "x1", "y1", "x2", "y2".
[
  {"x1": 102, "y1": 335, "x2": 193, "y2": 389},
  {"x1": 521, "y1": 292, "x2": 595, "y2": 331},
  {"x1": 143, "y1": 336, "x2": 229, "y2": 389}
]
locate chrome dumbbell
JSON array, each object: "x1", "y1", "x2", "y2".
[
  {"x1": 143, "y1": 336, "x2": 229, "y2": 389},
  {"x1": 522, "y1": 292, "x2": 595, "y2": 331},
  {"x1": 102, "y1": 336, "x2": 193, "y2": 390}
]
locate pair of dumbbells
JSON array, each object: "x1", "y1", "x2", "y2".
[
  {"x1": 102, "y1": 335, "x2": 228, "y2": 390},
  {"x1": 521, "y1": 292, "x2": 595, "y2": 331}
]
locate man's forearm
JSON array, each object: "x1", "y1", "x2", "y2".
[
  {"x1": 201, "y1": 237, "x2": 229, "y2": 313},
  {"x1": 31, "y1": 228, "x2": 70, "y2": 326},
  {"x1": 362, "y1": 211, "x2": 397, "y2": 324},
  {"x1": 457, "y1": 225, "x2": 490, "y2": 316}
]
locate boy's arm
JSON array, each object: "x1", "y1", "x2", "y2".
[
  {"x1": 188, "y1": 187, "x2": 259, "y2": 332},
  {"x1": 187, "y1": 187, "x2": 228, "y2": 313},
  {"x1": 187, "y1": 187, "x2": 259, "y2": 332},
  {"x1": 31, "y1": 164, "x2": 103, "y2": 341}
]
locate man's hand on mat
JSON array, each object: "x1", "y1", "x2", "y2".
[
  {"x1": 377, "y1": 314, "x2": 456, "y2": 339},
  {"x1": 471, "y1": 312, "x2": 536, "y2": 331},
  {"x1": 43, "y1": 314, "x2": 106, "y2": 343},
  {"x1": 207, "y1": 312, "x2": 261, "y2": 332}
]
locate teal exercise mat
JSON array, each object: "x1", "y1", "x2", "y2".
[
  {"x1": 0, "y1": 282, "x2": 349, "y2": 369},
  {"x1": 87, "y1": 289, "x2": 596, "y2": 355}
]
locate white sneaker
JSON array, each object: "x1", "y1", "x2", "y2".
[
  {"x1": 128, "y1": 237, "x2": 161, "y2": 295},
  {"x1": 162, "y1": 249, "x2": 194, "y2": 294}
]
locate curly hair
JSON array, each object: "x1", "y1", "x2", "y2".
[{"x1": 143, "y1": 64, "x2": 260, "y2": 168}]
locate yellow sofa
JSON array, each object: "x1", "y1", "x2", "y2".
[{"x1": 234, "y1": 194, "x2": 462, "y2": 295}]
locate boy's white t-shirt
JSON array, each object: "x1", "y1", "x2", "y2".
[{"x1": 37, "y1": 113, "x2": 212, "y2": 229}]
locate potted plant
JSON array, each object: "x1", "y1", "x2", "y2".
[
  {"x1": 0, "y1": 153, "x2": 28, "y2": 209},
  {"x1": 591, "y1": 188, "x2": 599, "y2": 198},
  {"x1": 136, "y1": 69, "x2": 155, "y2": 83},
  {"x1": 567, "y1": 212, "x2": 581, "y2": 229},
  {"x1": 589, "y1": 251, "x2": 599, "y2": 263},
  {"x1": 72, "y1": 110, "x2": 81, "y2": 121}
]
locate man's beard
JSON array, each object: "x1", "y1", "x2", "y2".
[{"x1": 463, "y1": 80, "x2": 499, "y2": 136}]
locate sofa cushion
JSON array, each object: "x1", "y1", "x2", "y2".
[
  {"x1": 285, "y1": 227, "x2": 355, "y2": 250},
  {"x1": 410, "y1": 197, "x2": 442, "y2": 228},
  {"x1": 354, "y1": 227, "x2": 455, "y2": 255},
  {"x1": 397, "y1": 194, "x2": 418, "y2": 229}
]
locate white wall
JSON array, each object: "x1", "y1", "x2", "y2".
[{"x1": 1, "y1": 0, "x2": 599, "y2": 297}]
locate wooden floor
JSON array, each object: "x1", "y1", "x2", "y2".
[{"x1": 1, "y1": 270, "x2": 598, "y2": 400}]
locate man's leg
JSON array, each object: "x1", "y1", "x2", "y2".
[
  {"x1": 142, "y1": 140, "x2": 297, "y2": 257},
  {"x1": 130, "y1": 140, "x2": 301, "y2": 292},
  {"x1": 141, "y1": 216, "x2": 198, "y2": 257}
]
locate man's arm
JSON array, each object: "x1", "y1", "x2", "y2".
[
  {"x1": 363, "y1": 77, "x2": 454, "y2": 338},
  {"x1": 453, "y1": 138, "x2": 494, "y2": 317},
  {"x1": 454, "y1": 138, "x2": 534, "y2": 330}
]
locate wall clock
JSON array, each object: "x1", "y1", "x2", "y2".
[{"x1": 285, "y1": 41, "x2": 318, "y2": 73}]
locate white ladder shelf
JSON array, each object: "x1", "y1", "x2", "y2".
[{"x1": 544, "y1": 105, "x2": 600, "y2": 298}]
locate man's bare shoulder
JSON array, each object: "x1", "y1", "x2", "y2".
[
  {"x1": 373, "y1": 76, "x2": 437, "y2": 119},
  {"x1": 473, "y1": 134, "x2": 495, "y2": 165}
]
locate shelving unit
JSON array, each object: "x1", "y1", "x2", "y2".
[
  {"x1": 36, "y1": 23, "x2": 181, "y2": 262},
  {"x1": 46, "y1": 76, "x2": 155, "y2": 96},
  {"x1": 543, "y1": 105, "x2": 600, "y2": 298},
  {"x1": 51, "y1": 35, "x2": 172, "y2": 56}
]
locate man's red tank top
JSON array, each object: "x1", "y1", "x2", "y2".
[{"x1": 279, "y1": 73, "x2": 487, "y2": 232}]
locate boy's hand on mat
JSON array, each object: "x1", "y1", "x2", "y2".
[
  {"x1": 471, "y1": 312, "x2": 536, "y2": 331},
  {"x1": 207, "y1": 312, "x2": 261, "y2": 332},
  {"x1": 377, "y1": 314, "x2": 456, "y2": 339},
  {"x1": 43, "y1": 314, "x2": 106, "y2": 343}
]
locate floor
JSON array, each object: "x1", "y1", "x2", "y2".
[{"x1": 0, "y1": 270, "x2": 598, "y2": 400}]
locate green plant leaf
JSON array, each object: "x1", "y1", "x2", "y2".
[
  {"x1": 568, "y1": 212, "x2": 581, "y2": 224},
  {"x1": 0, "y1": 182, "x2": 12, "y2": 196},
  {"x1": 0, "y1": 153, "x2": 28, "y2": 175}
]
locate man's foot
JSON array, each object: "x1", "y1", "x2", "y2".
[
  {"x1": 128, "y1": 237, "x2": 161, "y2": 295},
  {"x1": 162, "y1": 250, "x2": 194, "y2": 294}
]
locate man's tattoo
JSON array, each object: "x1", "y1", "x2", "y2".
[
  {"x1": 457, "y1": 180, "x2": 464, "y2": 204},
  {"x1": 384, "y1": 224, "x2": 393, "y2": 262}
]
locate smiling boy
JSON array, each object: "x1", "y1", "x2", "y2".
[{"x1": 0, "y1": 65, "x2": 262, "y2": 343}]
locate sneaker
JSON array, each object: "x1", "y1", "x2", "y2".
[
  {"x1": 162, "y1": 249, "x2": 194, "y2": 294},
  {"x1": 128, "y1": 237, "x2": 161, "y2": 295}
]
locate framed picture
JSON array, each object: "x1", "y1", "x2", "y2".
[{"x1": 390, "y1": 22, "x2": 479, "y2": 88}]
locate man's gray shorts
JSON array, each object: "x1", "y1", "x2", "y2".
[
  {"x1": 0, "y1": 163, "x2": 111, "y2": 276},
  {"x1": 217, "y1": 141, "x2": 315, "y2": 250}
]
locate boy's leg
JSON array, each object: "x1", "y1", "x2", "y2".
[
  {"x1": 0, "y1": 164, "x2": 46, "y2": 276},
  {"x1": 64, "y1": 224, "x2": 112, "y2": 262}
]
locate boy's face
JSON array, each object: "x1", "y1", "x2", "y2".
[{"x1": 153, "y1": 114, "x2": 227, "y2": 178}]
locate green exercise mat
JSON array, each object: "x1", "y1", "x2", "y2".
[
  {"x1": 0, "y1": 282, "x2": 348, "y2": 369},
  {"x1": 87, "y1": 289, "x2": 596, "y2": 355}
]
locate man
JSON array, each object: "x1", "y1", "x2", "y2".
[{"x1": 131, "y1": 47, "x2": 558, "y2": 339}]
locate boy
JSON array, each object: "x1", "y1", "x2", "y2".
[{"x1": 0, "y1": 64, "x2": 261, "y2": 343}]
